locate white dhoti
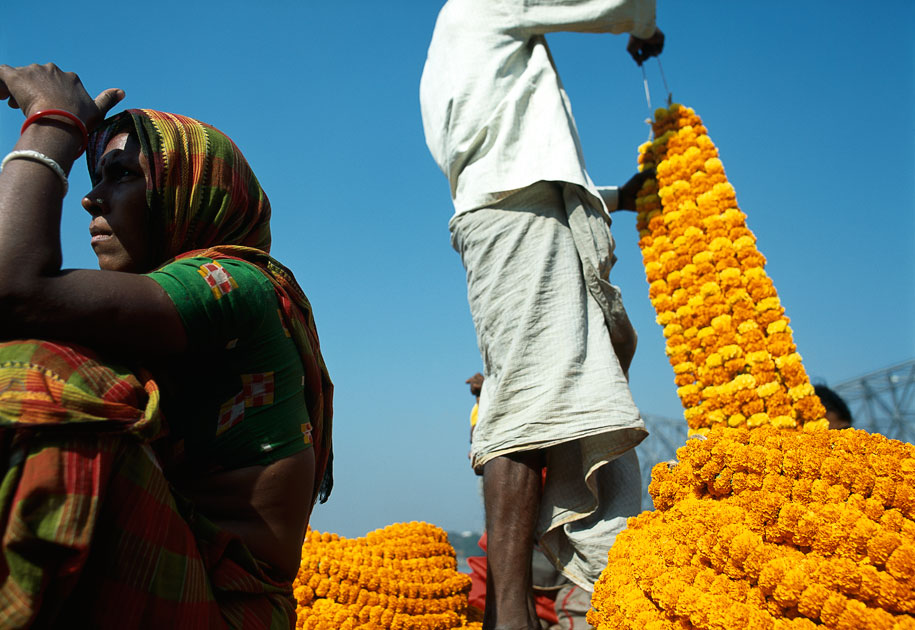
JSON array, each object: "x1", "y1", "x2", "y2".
[{"x1": 449, "y1": 180, "x2": 647, "y2": 589}]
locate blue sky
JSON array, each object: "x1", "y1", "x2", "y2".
[{"x1": 2, "y1": 1, "x2": 912, "y2": 538}]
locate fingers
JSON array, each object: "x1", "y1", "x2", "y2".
[
  {"x1": 626, "y1": 35, "x2": 644, "y2": 65},
  {"x1": 0, "y1": 66, "x2": 15, "y2": 107},
  {"x1": 94, "y1": 88, "x2": 125, "y2": 117},
  {"x1": 626, "y1": 29, "x2": 665, "y2": 65}
]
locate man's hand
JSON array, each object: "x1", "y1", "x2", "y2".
[
  {"x1": 627, "y1": 28, "x2": 665, "y2": 65},
  {"x1": 618, "y1": 168, "x2": 656, "y2": 211},
  {"x1": 466, "y1": 372, "x2": 484, "y2": 398}
]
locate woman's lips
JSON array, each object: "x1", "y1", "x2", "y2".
[{"x1": 89, "y1": 220, "x2": 113, "y2": 245}]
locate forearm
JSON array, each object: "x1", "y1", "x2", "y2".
[{"x1": 0, "y1": 120, "x2": 82, "y2": 280}]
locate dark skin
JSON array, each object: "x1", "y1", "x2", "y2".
[
  {"x1": 482, "y1": 30, "x2": 663, "y2": 630},
  {"x1": 627, "y1": 28, "x2": 665, "y2": 65},
  {"x1": 0, "y1": 63, "x2": 313, "y2": 581}
]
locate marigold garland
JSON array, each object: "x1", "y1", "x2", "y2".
[
  {"x1": 294, "y1": 522, "x2": 481, "y2": 630},
  {"x1": 587, "y1": 104, "x2": 915, "y2": 630},
  {"x1": 632, "y1": 103, "x2": 826, "y2": 435}
]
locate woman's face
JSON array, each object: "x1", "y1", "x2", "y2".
[{"x1": 83, "y1": 132, "x2": 153, "y2": 273}]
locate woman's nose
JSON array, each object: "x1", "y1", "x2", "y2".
[{"x1": 82, "y1": 193, "x2": 104, "y2": 215}]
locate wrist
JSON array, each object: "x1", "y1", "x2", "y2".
[
  {"x1": 22, "y1": 110, "x2": 88, "y2": 157},
  {"x1": 16, "y1": 122, "x2": 81, "y2": 174}
]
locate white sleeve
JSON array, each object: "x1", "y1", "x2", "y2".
[
  {"x1": 511, "y1": 0, "x2": 656, "y2": 38},
  {"x1": 596, "y1": 186, "x2": 620, "y2": 212}
]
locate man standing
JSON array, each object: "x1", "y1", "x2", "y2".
[{"x1": 420, "y1": 1, "x2": 663, "y2": 629}]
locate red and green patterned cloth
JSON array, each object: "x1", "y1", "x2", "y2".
[{"x1": 0, "y1": 340, "x2": 295, "y2": 628}]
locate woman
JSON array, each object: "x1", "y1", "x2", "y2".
[{"x1": 0, "y1": 63, "x2": 332, "y2": 628}]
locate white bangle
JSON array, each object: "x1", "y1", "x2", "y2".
[{"x1": 0, "y1": 150, "x2": 69, "y2": 196}]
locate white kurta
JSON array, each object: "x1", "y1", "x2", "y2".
[{"x1": 419, "y1": 0, "x2": 656, "y2": 216}]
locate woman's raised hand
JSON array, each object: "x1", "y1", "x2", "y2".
[{"x1": 0, "y1": 63, "x2": 124, "y2": 132}]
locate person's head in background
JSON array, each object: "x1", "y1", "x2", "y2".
[{"x1": 814, "y1": 384, "x2": 853, "y2": 430}]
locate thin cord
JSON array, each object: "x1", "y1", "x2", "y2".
[
  {"x1": 641, "y1": 64, "x2": 652, "y2": 112},
  {"x1": 657, "y1": 58, "x2": 672, "y2": 106},
  {"x1": 641, "y1": 64, "x2": 653, "y2": 141}
]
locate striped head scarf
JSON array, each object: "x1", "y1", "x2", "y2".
[
  {"x1": 88, "y1": 109, "x2": 271, "y2": 261},
  {"x1": 87, "y1": 110, "x2": 334, "y2": 503}
]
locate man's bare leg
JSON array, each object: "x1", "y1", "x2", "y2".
[{"x1": 482, "y1": 450, "x2": 543, "y2": 630}]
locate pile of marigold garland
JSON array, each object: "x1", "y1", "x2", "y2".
[
  {"x1": 586, "y1": 104, "x2": 915, "y2": 630},
  {"x1": 294, "y1": 521, "x2": 481, "y2": 630}
]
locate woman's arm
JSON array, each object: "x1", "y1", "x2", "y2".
[{"x1": 0, "y1": 64, "x2": 186, "y2": 358}]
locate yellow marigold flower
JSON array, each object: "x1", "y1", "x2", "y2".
[
  {"x1": 700, "y1": 281, "x2": 721, "y2": 297},
  {"x1": 707, "y1": 409, "x2": 726, "y2": 425},
  {"x1": 745, "y1": 350, "x2": 770, "y2": 365},
  {"x1": 770, "y1": 415, "x2": 796, "y2": 429},
  {"x1": 756, "y1": 381, "x2": 781, "y2": 399},
  {"x1": 692, "y1": 251, "x2": 714, "y2": 265},
  {"x1": 732, "y1": 374, "x2": 756, "y2": 391},
  {"x1": 767, "y1": 319, "x2": 789, "y2": 335},
  {"x1": 755, "y1": 296, "x2": 781, "y2": 313},
  {"x1": 731, "y1": 235, "x2": 756, "y2": 250},
  {"x1": 696, "y1": 326, "x2": 716, "y2": 340},
  {"x1": 677, "y1": 384, "x2": 700, "y2": 396},
  {"x1": 663, "y1": 323, "x2": 682, "y2": 338},
  {"x1": 741, "y1": 266, "x2": 764, "y2": 280},
  {"x1": 774, "y1": 352, "x2": 802, "y2": 368},
  {"x1": 707, "y1": 236, "x2": 731, "y2": 251},
  {"x1": 666, "y1": 342, "x2": 689, "y2": 358},
  {"x1": 747, "y1": 413, "x2": 769, "y2": 428},
  {"x1": 726, "y1": 288, "x2": 750, "y2": 305},
  {"x1": 788, "y1": 383, "x2": 814, "y2": 401},
  {"x1": 737, "y1": 320, "x2": 759, "y2": 335},
  {"x1": 705, "y1": 353, "x2": 723, "y2": 368},
  {"x1": 709, "y1": 313, "x2": 731, "y2": 331},
  {"x1": 802, "y1": 417, "x2": 829, "y2": 432},
  {"x1": 704, "y1": 157, "x2": 724, "y2": 173},
  {"x1": 728, "y1": 413, "x2": 746, "y2": 427},
  {"x1": 673, "y1": 361, "x2": 697, "y2": 375}
]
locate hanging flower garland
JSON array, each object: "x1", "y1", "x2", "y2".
[
  {"x1": 586, "y1": 103, "x2": 915, "y2": 630},
  {"x1": 632, "y1": 103, "x2": 826, "y2": 435},
  {"x1": 294, "y1": 521, "x2": 481, "y2": 630}
]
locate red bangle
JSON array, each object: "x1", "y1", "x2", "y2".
[{"x1": 21, "y1": 109, "x2": 89, "y2": 158}]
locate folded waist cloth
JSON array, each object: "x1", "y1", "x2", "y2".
[{"x1": 0, "y1": 339, "x2": 294, "y2": 629}]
